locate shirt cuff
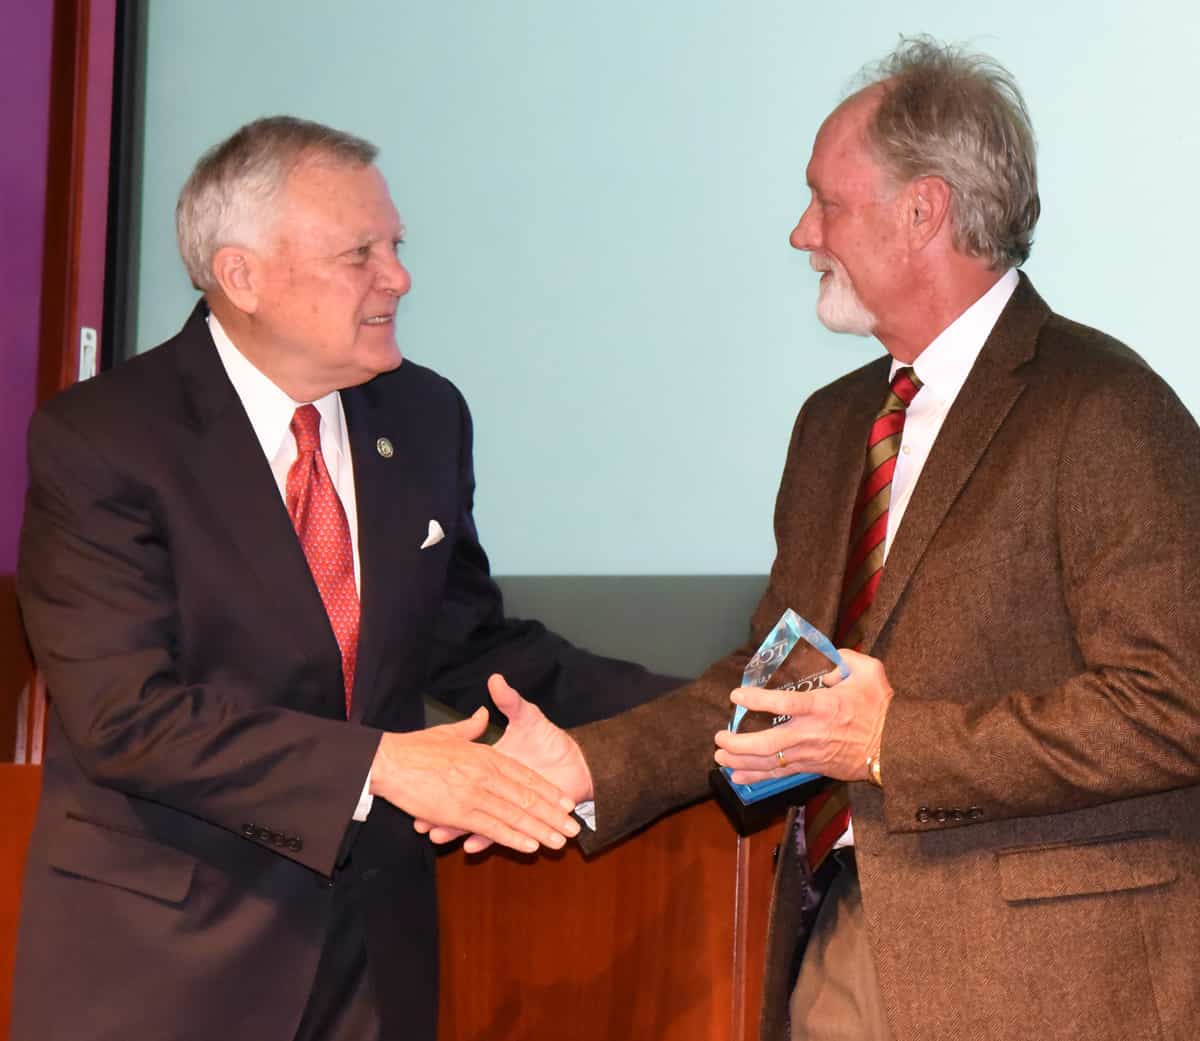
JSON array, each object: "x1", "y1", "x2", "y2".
[
  {"x1": 574, "y1": 800, "x2": 596, "y2": 831},
  {"x1": 353, "y1": 771, "x2": 374, "y2": 822}
]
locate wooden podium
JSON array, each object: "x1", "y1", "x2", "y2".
[
  {"x1": 2, "y1": 774, "x2": 782, "y2": 1041},
  {"x1": 437, "y1": 798, "x2": 781, "y2": 1041},
  {"x1": 0, "y1": 765, "x2": 42, "y2": 1040}
]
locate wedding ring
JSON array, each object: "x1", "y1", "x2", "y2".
[{"x1": 776, "y1": 750, "x2": 786, "y2": 766}]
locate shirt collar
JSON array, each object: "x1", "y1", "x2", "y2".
[
  {"x1": 892, "y1": 267, "x2": 1020, "y2": 397},
  {"x1": 207, "y1": 312, "x2": 345, "y2": 463}
]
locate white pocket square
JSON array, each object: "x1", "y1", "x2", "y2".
[{"x1": 419, "y1": 519, "x2": 445, "y2": 550}]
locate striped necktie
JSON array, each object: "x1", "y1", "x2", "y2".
[
  {"x1": 804, "y1": 367, "x2": 923, "y2": 872},
  {"x1": 286, "y1": 404, "x2": 360, "y2": 715}
]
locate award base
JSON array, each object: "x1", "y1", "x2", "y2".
[{"x1": 709, "y1": 768, "x2": 832, "y2": 836}]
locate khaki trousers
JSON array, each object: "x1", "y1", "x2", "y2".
[{"x1": 788, "y1": 858, "x2": 892, "y2": 1041}]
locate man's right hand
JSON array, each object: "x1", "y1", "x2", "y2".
[
  {"x1": 369, "y1": 707, "x2": 581, "y2": 855},
  {"x1": 414, "y1": 673, "x2": 595, "y2": 853}
]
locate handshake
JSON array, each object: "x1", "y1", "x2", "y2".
[
  {"x1": 368, "y1": 674, "x2": 595, "y2": 855},
  {"x1": 371, "y1": 629, "x2": 892, "y2": 856}
]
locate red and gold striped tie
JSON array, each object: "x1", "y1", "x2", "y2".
[
  {"x1": 804, "y1": 367, "x2": 922, "y2": 872},
  {"x1": 286, "y1": 404, "x2": 360, "y2": 716}
]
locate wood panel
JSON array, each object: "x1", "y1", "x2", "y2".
[
  {"x1": 5, "y1": 0, "x2": 118, "y2": 765},
  {"x1": 0, "y1": 581, "x2": 31, "y2": 763},
  {"x1": 0, "y1": 765, "x2": 42, "y2": 1040},
  {"x1": 437, "y1": 798, "x2": 781, "y2": 1041}
]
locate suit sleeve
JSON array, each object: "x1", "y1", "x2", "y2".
[
  {"x1": 569, "y1": 402, "x2": 822, "y2": 850},
  {"x1": 424, "y1": 386, "x2": 681, "y2": 729},
  {"x1": 17, "y1": 405, "x2": 382, "y2": 875},
  {"x1": 880, "y1": 361, "x2": 1200, "y2": 831}
]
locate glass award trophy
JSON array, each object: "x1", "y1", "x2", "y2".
[{"x1": 710, "y1": 609, "x2": 849, "y2": 834}]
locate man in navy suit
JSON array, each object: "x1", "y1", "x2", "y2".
[{"x1": 12, "y1": 116, "x2": 674, "y2": 1041}]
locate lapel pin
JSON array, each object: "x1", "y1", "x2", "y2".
[{"x1": 376, "y1": 437, "x2": 394, "y2": 459}]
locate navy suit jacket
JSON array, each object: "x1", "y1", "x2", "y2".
[{"x1": 12, "y1": 303, "x2": 675, "y2": 1041}]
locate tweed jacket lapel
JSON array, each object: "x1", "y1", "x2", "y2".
[
  {"x1": 170, "y1": 304, "x2": 340, "y2": 683},
  {"x1": 857, "y1": 274, "x2": 1050, "y2": 653}
]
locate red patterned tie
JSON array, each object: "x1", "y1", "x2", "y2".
[
  {"x1": 286, "y1": 404, "x2": 359, "y2": 715},
  {"x1": 804, "y1": 367, "x2": 922, "y2": 872}
]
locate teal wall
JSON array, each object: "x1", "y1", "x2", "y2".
[{"x1": 135, "y1": 2, "x2": 1200, "y2": 575}]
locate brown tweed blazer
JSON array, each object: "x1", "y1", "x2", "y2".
[{"x1": 573, "y1": 275, "x2": 1200, "y2": 1041}]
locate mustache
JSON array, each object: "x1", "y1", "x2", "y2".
[{"x1": 809, "y1": 254, "x2": 836, "y2": 274}]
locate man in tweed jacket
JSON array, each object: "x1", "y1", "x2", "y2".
[{"x1": 439, "y1": 37, "x2": 1200, "y2": 1041}]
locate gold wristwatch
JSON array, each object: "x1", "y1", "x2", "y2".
[{"x1": 866, "y1": 751, "x2": 883, "y2": 788}]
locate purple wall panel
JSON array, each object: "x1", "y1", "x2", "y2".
[{"x1": 0, "y1": 2, "x2": 55, "y2": 575}]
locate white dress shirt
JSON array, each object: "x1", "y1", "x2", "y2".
[
  {"x1": 209, "y1": 313, "x2": 375, "y2": 820},
  {"x1": 884, "y1": 267, "x2": 1019, "y2": 555},
  {"x1": 839, "y1": 267, "x2": 1019, "y2": 848}
]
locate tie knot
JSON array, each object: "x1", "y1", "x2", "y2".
[
  {"x1": 881, "y1": 367, "x2": 922, "y2": 413},
  {"x1": 291, "y1": 404, "x2": 322, "y2": 455}
]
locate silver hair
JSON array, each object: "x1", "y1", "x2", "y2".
[
  {"x1": 175, "y1": 116, "x2": 378, "y2": 291},
  {"x1": 858, "y1": 36, "x2": 1040, "y2": 269}
]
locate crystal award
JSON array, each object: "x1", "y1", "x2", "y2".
[{"x1": 710, "y1": 609, "x2": 848, "y2": 833}]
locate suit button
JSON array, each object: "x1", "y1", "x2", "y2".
[
  {"x1": 916, "y1": 806, "x2": 931, "y2": 823},
  {"x1": 288, "y1": 837, "x2": 303, "y2": 852},
  {"x1": 242, "y1": 824, "x2": 256, "y2": 838},
  {"x1": 772, "y1": 844, "x2": 780, "y2": 866},
  {"x1": 933, "y1": 808, "x2": 948, "y2": 823},
  {"x1": 950, "y1": 808, "x2": 964, "y2": 822},
  {"x1": 966, "y1": 806, "x2": 983, "y2": 821}
]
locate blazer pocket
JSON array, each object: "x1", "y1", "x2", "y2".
[
  {"x1": 997, "y1": 830, "x2": 1177, "y2": 903},
  {"x1": 48, "y1": 814, "x2": 196, "y2": 905}
]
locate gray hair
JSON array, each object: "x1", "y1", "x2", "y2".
[
  {"x1": 175, "y1": 115, "x2": 378, "y2": 290},
  {"x1": 858, "y1": 36, "x2": 1040, "y2": 269}
]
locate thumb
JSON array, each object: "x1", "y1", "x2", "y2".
[
  {"x1": 442, "y1": 705, "x2": 489, "y2": 741},
  {"x1": 488, "y1": 672, "x2": 530, "y2": 725}
]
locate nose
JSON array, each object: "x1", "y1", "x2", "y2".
[
  {"x1": 378, "y1": 253, "x2": 412, "y2": 297},
  {"x1": 790, "y1": 201, "x2": 819, "y2": 252}
]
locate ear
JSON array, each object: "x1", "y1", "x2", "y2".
[
  {"x1": 210, "y1": 246, "x2": 263, "y2": 314},
  {"x1": 906, "y1": 176, "x2": 951, "y2": 250}
]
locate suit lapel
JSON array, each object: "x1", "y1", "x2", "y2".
[
  {"x1": 341, "y1": 375, "x2": 431, "y2": 722},
  {"x1": 858, "y1": 275, "x2": 1050, "y2": 652},
  {"x1": 170, "y1": 304, "x2": 339, "y2": 675}
]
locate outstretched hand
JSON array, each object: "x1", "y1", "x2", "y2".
[
  {"x1": 370, "y1": 704, "x2": 581, "y2": 856},
  {"x1": 414, "y1": 674, "x2": 594, "y2": 853}
]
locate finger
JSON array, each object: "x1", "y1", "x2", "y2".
[
  {"x1": 714, "y1": 725, "x2": 793, "y2": 757},
  {"x1": 439, "y1": 705, "x2": 490, "y2": 741},
  {"x1": 426, "y1": 825, "x2": 466, "y2": 844},
  {"x1": 487, "y1": 673, "x2": 528, "y2": 725},
  {"x1": 462, "y1": 834, "x2": 495, "y2": 855},
  {"x1": 730, "y1": 685, "x2": 818, "y2": 718},
  {"x1": 489, "y1": 749, "x2": 579, "y2": 814},
  {"x1": 465, "y1": 775, "x2": 582, "y2": 849},
  {"x1": 413, "y1": 818, "x2": 432, "y2": 834},
  {"x1": 714, "y1": 740, "x2": 797, "y2": 769},
  {"x1": 822, "y1": 664, "x2": 845, "y2": 687},
  {"x1": 453, "y1": 804, "x2": 568, "y2": 854}
]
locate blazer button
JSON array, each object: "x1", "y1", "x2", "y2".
[
  {"x1": 966, "y1": 806, "x2": 983, "y2": 821},
  {"x1": 933, "y1": 807, "x2": 948, "y2": 823},
  {"x1": 916, "y1": 807, "x2": 932, "y2": 823}
]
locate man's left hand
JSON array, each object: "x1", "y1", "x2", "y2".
[{"x1": 713, "y1": 648, "x2": 892, "y2": 782}]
